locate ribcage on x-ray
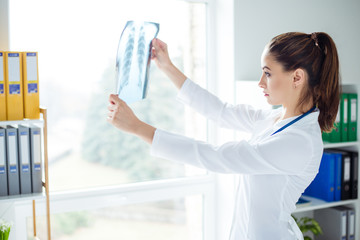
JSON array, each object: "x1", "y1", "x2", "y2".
[
  {"x1": 137, "y1": 26, "x2": 146, "y2": 88},
  {"x1": 119, "y1": 26, "x2": 135, "y2": 93},
  {"x1": 116, "y1": 21, "x2": 159, "y2": 104}
]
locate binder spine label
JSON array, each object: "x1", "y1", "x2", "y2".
[
  {"x1": 351, "y1": 98, "x2": 357, "y2": 121},
  {"x1": 0, "y1": 134, "x2": 4, "y2": 166},
  {"x1": 341, "y1": 212, "x2": 347, "y2": 238},
  {"x1": 22, "y1": 165, "x2": 30, "y2": 172},
  {"x1": 344, "y1": 98, "x2": 348, "y2": 124},
  {"x1": 0, "y1": 131, "x2": 4, "y2": 174},
  {"x1": 336, "y1": 107, "x2": 340, "y2": 122},
  {"x1": 345, "y1": 158, "x2": 351, "y2": 181},
  {"x1": 26, "y1": 53, "x2": 36, "y2": 57},
  {"x1": 9, "y1": 84, "x2": 20, "y2": 94},
  {"x1": 26, "y1": 54, "x2": 38, "y2": 81},
  {"x1": 0, "y1": 84, "x2": 3, "y2": 94},
  {"x1": 34, "y1": 164, "x2": 41, "y2": 171},
  {"x1": 7, "y1": 53, "x2": 21, "y2": 83},
  {"x1": 0, "y1": 53, "x2": 3, "y2": 82},
  {"x1": 28, "y1": 83, "x2": 38, "y2": 93},
  {"x1": 33, "y1": 132, "x2": 41, "y2": 167},
  {"x1": 8, "y1": 53, "x2": 19, "y2": 57},
  {"x1": 10, "y1": 165, "x2": 17, "y2": 173}
]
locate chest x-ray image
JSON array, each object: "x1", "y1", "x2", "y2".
[{"x1": 115, "y1": 21, "x2": 159, "y2": 104}]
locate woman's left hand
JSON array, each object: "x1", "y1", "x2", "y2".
[
  {"x1": 107, "y1": 94, "x2": 141, "y2": 134},
  {"x1": 107, "y1": 94, "x2": 156, "y2": 144}
]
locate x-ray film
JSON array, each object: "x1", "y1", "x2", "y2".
[{"x1": 115, "y1": 21, "x2": 159, "y2": 104}]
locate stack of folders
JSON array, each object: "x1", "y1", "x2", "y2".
[
  {"x1": 315, "y1": 206, "x2": 355, "y2": 240},
  {"x1": 303, "y1": 150, "x2": 358, "y2": 202},
  {"x1": 323, "y1": 93, "x2": 358, "y2": 143},
  {"x1": 0, "y1": 125, "x2": 43, "y2": 196},
  {"x1": 0, "y1": 51, "x2": 40, "y2": 121}
]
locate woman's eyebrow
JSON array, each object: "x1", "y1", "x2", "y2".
[{"x1": 262, "y1": 66, "x2": 271, "y2": 71}]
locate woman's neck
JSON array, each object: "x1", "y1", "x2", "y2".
[{"x1": 277, "y1": 102, "x2": 315, "y2": 123}]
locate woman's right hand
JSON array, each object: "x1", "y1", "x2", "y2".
[
  {"x1": 151, "y1": 38, "x2": 187, "y2": 90},
  {"x1": 151, "y1": 38, "x2": 172, "y2": 70}
]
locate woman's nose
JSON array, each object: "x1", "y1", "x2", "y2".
[{"x1": 258, "y1": 74, "x2": 266, "y2": 89}]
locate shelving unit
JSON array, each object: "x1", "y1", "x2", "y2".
[
  {"x1": 294, "y1": 84, "x2": 360, "y2": 239},
  {"x1": 295, "y1": 196, "x2": 358, "y2": 213},
  {"x1": 0, "y1": 107, "x2": 51, "y2": 240}
]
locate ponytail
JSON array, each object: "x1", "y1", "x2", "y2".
[
  {"x1": 268, "y1": 32, "x2": 341, "y2": 132},
  {"x1": 313, "y1": 33, "x2": 341, "y2": 132}
]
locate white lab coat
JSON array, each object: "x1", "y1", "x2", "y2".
[{"x1": 150, "y1": 79, "x2": 324, "y2": 240}]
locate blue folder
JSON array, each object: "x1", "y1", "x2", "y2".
[
  {"x1": 304, "y1": 152, "x2": 336, "y2": 202},
  {"x1": 332, "y1": 152, "x2": 342, "y2": 201}
]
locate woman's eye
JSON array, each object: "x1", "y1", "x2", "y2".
[{"x1": 265, "y1": 72, "x2": 271, "y2": 77}]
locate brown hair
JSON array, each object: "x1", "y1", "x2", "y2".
[{"x1": 267, "y1": 32, "x2": 341, "y2": 132}]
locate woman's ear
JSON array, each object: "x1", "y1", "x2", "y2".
[{"x1": 293, "y1": 68, "x2": 306, "y2": 89}]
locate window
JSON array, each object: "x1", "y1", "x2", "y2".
[
  {"x1": 10, "y1": 0, "x2": 207, "y2": 191},
  {"x1": 27, "y1": 195, "x2": 203, "y2": 239},
  {"x1": 7, "y1": 0, "x2": 218, "y2": 239}
]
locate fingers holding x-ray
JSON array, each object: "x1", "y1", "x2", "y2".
[{"x1": 115, "y1": 21, "x2": 159, "y2": 104}]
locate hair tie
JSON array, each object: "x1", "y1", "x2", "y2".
[{"x1": 311, "y1": 32, "x2": 319, "y2": 47}]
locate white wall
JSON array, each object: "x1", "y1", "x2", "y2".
[{"x1": 234, "y1": 0, "x2": 360, "y2": 84}]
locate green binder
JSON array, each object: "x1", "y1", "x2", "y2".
[
  {"x1": 328, "y1": 106, "x2": 341, "y2": 143},
  {"x1": 322, "y1": 131, "x2": 330, "y2": 142},
  {"x1": 341, "y1": 93, "x2": 349, "y2": 142},
  {"x1": 348, "y1": 93, "x2": 357, "y2": 141}
]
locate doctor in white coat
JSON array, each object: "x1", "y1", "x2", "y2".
[{"x1": 107, "y1": 32, "x2": 341, "y2": 240}]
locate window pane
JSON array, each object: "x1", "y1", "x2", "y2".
[
  {"x1": 235, "y1": 81, "x2": 272, "y2": 141},
  {"x1": 27, "y1": 195, "x2": 203, "y2": 240},
  {"x1": 9, "y1": 0, "x2": 207, "y2": 191}
]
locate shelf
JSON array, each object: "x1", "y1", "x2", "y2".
[
  {"x1": 323, "y1": 141, "x2": 359, "y2": 149},
  {"x1": 294, "y1": 196, "x2": 358, "y2": 213},
  {"x1": 0, "y1": 192, "x2": 45, "y2": 204},
  {"x1": 0, "y1": 108, "x2": 51, "y2": 239},
  {"x1": 0, "y1": 118, "x2": 43, "y2": 126}
]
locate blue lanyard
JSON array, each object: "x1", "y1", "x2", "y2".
[{"x1": 271, "y1": 106, "x2": 316, "y2": 136}]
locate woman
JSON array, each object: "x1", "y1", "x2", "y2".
[{"x1": 107, "y1": 32, "x2": 340, "y2": 240}]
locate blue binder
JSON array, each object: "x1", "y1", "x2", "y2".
[
  {"x1": 327, "y1": 149, "x2": 352, "y2": 200},
  {"x1": 304, "y1": 152, "x2": 336, "y2": 202},
  {"x1": 333, "y1": 152, "x2": 342, "y2": 201}
]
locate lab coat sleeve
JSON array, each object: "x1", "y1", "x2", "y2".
[
  {"x1": 177, "y1": 79, "x2": 273, "y2": 133},
  {"x1": 150, "y1": 128, "x2": 314, "y2": 175}
]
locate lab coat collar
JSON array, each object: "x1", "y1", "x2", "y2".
[{"x1": 273, "y1": 108, "x2": 320, "y2": 128}]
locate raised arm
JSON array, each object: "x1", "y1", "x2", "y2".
[
  {"x1": 152, "y1": 38, "x2": 275, "y2": 132},
  {"x1": 150, "y1": 128, "x2": 318, "y2": 175},
  {"x1": 151, "y1": 38, "x2": 187, "y2": 90}
]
